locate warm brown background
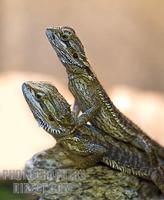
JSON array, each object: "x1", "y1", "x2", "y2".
[
  {"x1": 0, "y1": 0, "x2": 164, "y2": 170},
  {"x1": 1, "y1": 0, "x2": 164, "y2": 91}
]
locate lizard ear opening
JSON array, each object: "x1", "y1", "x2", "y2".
[
  {"x1": 48, "y1": 114, "x2": 54, "y2": 122},
  {"x1": 72, "y1": 52, "x2": 79, "y2": 59}
]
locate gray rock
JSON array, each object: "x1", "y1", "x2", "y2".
[{"x1": 25, "y1": 144, "x2": 163, "y2": 200}]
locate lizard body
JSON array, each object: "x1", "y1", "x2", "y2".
[
  {"x1": 22, "y1": 81, "x2": 164, "y2": 192},
  {"x1": 46, "y1": 26, "x2": 164, "y2": 166}
]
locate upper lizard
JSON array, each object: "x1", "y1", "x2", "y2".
[
  {"x1": 45, "y1": 26, "x2": 164, "y2": 166},
  {"x1": 22, "y1": 81, "x2": 164, "y2": 192}
]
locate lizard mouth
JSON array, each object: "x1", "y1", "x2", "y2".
[
  {"x1": 22, "y1": 83, "x2": 42, "y2": 113},
  {"x1": 46, "y1": 27, "x2": 68, "y2": 56},
  {"x1": 46, "y1": 27, "x2": 67, "y2": 49}
]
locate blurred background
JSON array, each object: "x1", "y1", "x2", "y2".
[{"x1": 0, "y1": 0, "x2": 164, "y2": 177}]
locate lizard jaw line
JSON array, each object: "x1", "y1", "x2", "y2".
[{"x1": 35, "y1": 111, "x2": 63, "y2": 136}]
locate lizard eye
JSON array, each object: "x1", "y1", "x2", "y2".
[
  {"x1": 36, "y1": 93, "x2": 42, "y2": 99},
  {"x1": 61, "y1": 33, "x2": 70, "y2": 41},
  {"x1": 35, "y1": 92, "x2": 45, "y2": 100},
  {"x1": 61, "y1": 30, "x2": 72, "y2": 41}
]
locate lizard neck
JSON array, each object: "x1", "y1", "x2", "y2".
[{"x1": 66, "y1": 65, "x2": 99, "y2": 84}]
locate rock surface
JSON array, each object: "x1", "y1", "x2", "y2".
[{"x1": 25, "y1": 144, "x2": 163, "y2": 200}]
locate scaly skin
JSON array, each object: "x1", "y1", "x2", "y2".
[
  {"x1": 45, "y1": 26, "x2": 164, "y2": 166},
  {"x1": 22, "y1": 81, "x2": 164, "y2": 192}
]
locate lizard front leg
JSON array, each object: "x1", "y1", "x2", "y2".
[
  {"x1": 72, "y1": 98, "x2": 100, "y2": 132},
  {"x1": 73, "y1": 99, "x2": 81, "y2": 117}
]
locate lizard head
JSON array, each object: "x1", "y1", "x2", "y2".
[
  {"x1": 46, "y1": 26, "x2": 91, "y2": 74},
  {"x1": 22, "y1": 81, "x2": 74, "y2": 137}
]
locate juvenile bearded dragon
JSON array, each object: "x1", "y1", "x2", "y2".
[
  {"x1": 22, "y1": 81, "x2": 164, "y2": 192},
  {"x1": 46, "y1": 26, "x2": 164, "y2": 166}
]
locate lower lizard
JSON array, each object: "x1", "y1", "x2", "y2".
[{"x1": 22, "y1": 81, "x2": 164, "y2": 193}]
